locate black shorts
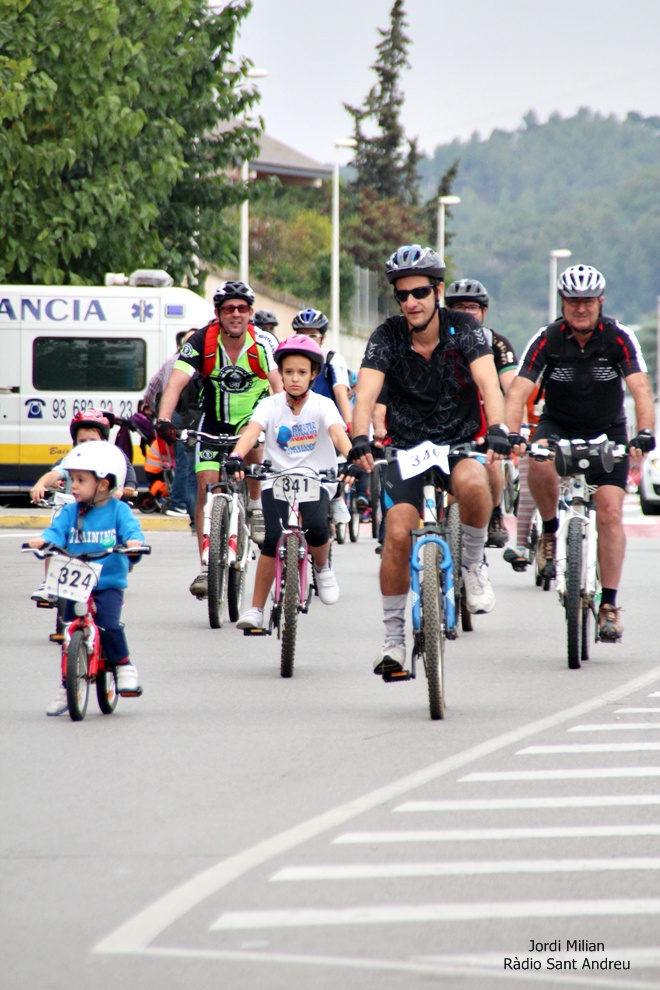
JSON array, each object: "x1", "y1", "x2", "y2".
[
  {"x1": 195, "y1": 415, "x2": 241, "y2": 473},
  {"x1": 260, "y1": 486, "x2": 330, "y2": 557},
  {"x1": 534, "y1": 416, "x2": 629, "y2": 490},
  {"x1": 381, "y1": 449, "x2": 486, "y2": 513}
]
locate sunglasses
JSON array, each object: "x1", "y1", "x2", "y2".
[
  {"x1": 220, "y1": 303, "x2": 250, "y2": 315},
  {"x1": 393, "y1": 285, "x2": 435, "y2": 303}
]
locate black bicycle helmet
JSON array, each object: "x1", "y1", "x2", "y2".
[
  {"x1": 557, "y1": 265, "x2": 606, "y2": 298},
  {"x1": 385, "y1": 244, "x2": 446, "y2": 284},
  {"x1": 291, "y1": 308, "x2": 329, "y2": 333},
  {"x1": 213, "y1": 280, "x2": 255, "y2": 307},
  {"x1": 254, "y1": 309, "x2": 279, "y2": 328},
  {"x1": 445, "y1": 278, "x2": 489, "y2": 307}
]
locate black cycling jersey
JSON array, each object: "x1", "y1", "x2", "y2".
[
  {"x1": 483, "y1": 328, "x2": 517, "y2": 376},
  {"x1": 361, "y1": 309, "x2": 492, "y2": 449},
  {"x1": 517, "y1": 318, "x2": 647, "y2": 435}
]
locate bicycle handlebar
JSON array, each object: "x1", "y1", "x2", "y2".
[
  {"x1": 243, "y1": 464, "x2": 338, "y2": 482},
  {"x1": 22, "y1": 542, "x2": 152, "y2": 561}
]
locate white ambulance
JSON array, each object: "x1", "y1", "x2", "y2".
[{"x1": 0, "y1": 269, "x2": 214, "y2": 493}]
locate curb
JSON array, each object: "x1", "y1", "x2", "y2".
[{"x1": 0, "y1": 513, "x2": 191, "y2": 532}]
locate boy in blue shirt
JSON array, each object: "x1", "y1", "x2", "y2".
[{"x1": 28, "y1": 441, "x2": 145, "y2": 716}]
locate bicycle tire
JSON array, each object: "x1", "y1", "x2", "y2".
[
  {"x1": 335, "y1": 521, "x2": 346, "y2": 544},
  {"x1": 566, "y1": 516, "x2": 583, "y2": 669},
  {"x1": 422, "y1": 542, "x2": 445, "y2": 720},
  {"x1": 503, "y1": 462, "x2": 516, "y2": 514},
  {"x1": 370, "y1": 467, "x2": 381, "y2": 540},
  {"x1": 227, "y1": 508, "x2": 247, "y2": 623},
  {"x1": 96, "y1": 666, "x2": 118, "y2": 714},
  {"x1": 581, "y1": 604, "x2": 591, "y2": 662},
  {"x1": 349, "y1": 491, "x2": 360, "y2": 543},
  {"x1": 447, "y1": 503, "x2": 472, "y2": 634},
  {"x1": 208, "y1": 497, "x2": 230, "y2": 629},
  {"x1": 136, "y1": 492, "x2": 159, "y2": 514},
  {"x1": 66, "y1": 629, "x2": 90, "y2": 721},
  {"x1": 280, "y1": 534, "x2": 300, "y2": 678}
]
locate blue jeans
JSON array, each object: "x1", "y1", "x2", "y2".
[
  {"x1": 169, "y1": 411, "x2": 197, "y2": 520},
  {"x1": 64, "y1": 587, "x2": 129, "y2": 664}
]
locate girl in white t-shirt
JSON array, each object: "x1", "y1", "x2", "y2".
[{"x1": 226, "y1": 335, "x2": 353, "y2": 630}]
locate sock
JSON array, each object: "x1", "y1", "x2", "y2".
[
  {"x1": 249, "y1": 498, "x2": 262, "y2": 510},
  {"x1": 601, "y1": 588, "x2": 617, "y2": 607},
  {"x1": 543, "y1": 517, "x2": 559, "y2": 535},
  {"x1": 382, "y1": 594, "x2": 407, "y2": 644},
  {"x1": 461, "y1": 523, "x2": 487, "y2": 567}
]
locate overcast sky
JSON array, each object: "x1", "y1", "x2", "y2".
[{"x1": 235, "y1": 0, "x2": 660, "y2": 165}]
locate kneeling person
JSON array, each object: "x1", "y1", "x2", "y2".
[{"x1": 226, "y1": 336, "x2": 354, "y2": 629}]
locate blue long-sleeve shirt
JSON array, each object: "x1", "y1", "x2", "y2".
[{"x1": 40, "y1": 499, "x2": 144, "y2": 590}]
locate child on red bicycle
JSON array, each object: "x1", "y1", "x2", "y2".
[
  {"x1": 28, "y1": 441, "x2": 145, "y2": 717},
  {"x1": 225, "y1": 335, "x2": 353, "y2": 630}
]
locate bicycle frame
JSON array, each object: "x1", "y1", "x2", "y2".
[
  {"x1": 410, "y1": 476, "x2": 456, "y2": 644},
  {"x1": 555, "y1": 473, "x2": 599, "y2": 607},
  {"x1": 201, "y1": 484, "x2": 250, "y2": 576}
]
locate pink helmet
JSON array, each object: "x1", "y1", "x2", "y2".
[
  {"x1": 70, "y1": 408, "x2": 111, "y2": 442},
  {"x1": 274, "y1": 334, "x2": 324, "y2": 373}
]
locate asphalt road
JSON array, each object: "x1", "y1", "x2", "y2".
[{"x1": 2, "y1": 503, "x2": 660, "y2": 990}]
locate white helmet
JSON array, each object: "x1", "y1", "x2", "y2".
[
  {"x1": 557, "y1": 264, "x2": 606, "y2": 298},
  {"x1": 62, "y1": 440, "x2": 127, "y2": 489}
]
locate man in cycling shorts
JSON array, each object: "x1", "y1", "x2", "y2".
[
  {"x1": 506, "y1": 264, "x2": 655, "y2": 642},
  {"x1": 349, "y1": 244, "x2": 510, "y2": 675},
  {"x1": 445, "y1": 277, "x2": 518, "y2": 549},
  {"x1": 157, "y1": 280, "x2": 282, "y2": 597}
]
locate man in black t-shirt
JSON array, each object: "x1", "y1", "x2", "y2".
[
  {"x1": 507, "y1": 264, "x2": 655, "y2": 642},
  {"x1": 349, "y1": 244, "x2": 510, "y2": 676}
]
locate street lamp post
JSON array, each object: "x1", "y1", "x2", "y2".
[
  {"x1": 238, "y1": 68, "x2": 268, "y2": 285},
  {"x1": 548, "y1": 248, "x2": 572, "y2": 323},
  {"x1": 437, "y1": 194, "x2": 461, "y2": 260},
  {"x1": 331, "y1": 138, "x2": 357, "y2": 351}
]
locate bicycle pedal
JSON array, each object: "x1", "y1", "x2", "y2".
[
  {"x1": 49, "y1": 632, "x2": 65, "y2": 644},
  {"x1": 34, "y1": 599, "x2": 57, "y2": 609},
  {"x1": 382, "y1": 670, "x2": 413, "y2": 682},
  {"x1": 242, "y1": 627, "x2": 269, "y2": 636},
  {"x1": 118, "y1": 686, "x2": 143, "y2": 698}
]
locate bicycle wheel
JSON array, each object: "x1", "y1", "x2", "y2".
[
  {"x1": 96, "y1": 665, "x2": 118, "y2": 714},
  {"x1": 581, "y1": 604, "x2": 591, "y2": 662},
  {"x1": 335, "y1": 521, "x2": 346, "y2": 544},
  {"x1": 448, "y1": 502, "x2": 472, "y2": 634},
  {"x1": 349, "y1": 490, "x2": 360, "y2": 543},
  {"x1": 280, "y1": 534, "x2": 300, "y2": 678},
  {"x1": 227, "y1": 510, "x2": 247, "y2": 623},
  {"x1": 503, "y1": 461, "x2": 519, "y2": 514},
  {"x1": 422, "y1": 542, "x2": 445, "y2": 720},
  {"x1": 65, "y1": 629, "x2": 90, "y2": 721},
  {"x1": 370, "y1": 467, "x2": 381, "y2": 540},
  {"x1": 566, "y1": 516, "x2": 583, "y2": 669},
  {"x1": 208, "y1": 497, "x2": 229, "y2": 629}
]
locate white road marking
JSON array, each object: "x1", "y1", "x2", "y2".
[
  {"x1": 211, "y1": 899, "x2": 660, "y2": 931},
  {"x1": 86, "y1": 945, "x2": 660, "y2": 989},
  {"x1": 517, "y1": 743, "x2": 660, "y2": 753},
  {"x1": 92, "y1": 663, "x2": 660, "y2": 956},
  {"x1": 334, "y1": 825, "x2": 660, "y2": 844},
  {"x1": 460, "y1": 767, "x2": 660, "y2": 782},
  {"x1": 395, "y1": 795, "x2": 660, "y2": 812},
  {"x1": 569, "y1": 724, "x2": 660, "y2": 731},
  {"x1": 271, "y1": 857, "x2": 660, "y2": 882},
  {"x1": 616, "y1": 709, "x2": 660, "y2": 714}
]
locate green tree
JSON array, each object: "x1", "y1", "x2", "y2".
[
  {"x1": 344, "y1": 0, "x2": 420, "y2": 204},
  {"x1": 0, "y1": 0, "x2": 261, "y2": 286}
]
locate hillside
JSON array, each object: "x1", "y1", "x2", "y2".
[{"x1": 419, "y1": 110, "x2": 660, "y2": 359}]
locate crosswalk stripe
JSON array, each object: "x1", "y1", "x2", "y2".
[
  {"x1": 616, "y1": 708, "x2": 660, "y2": 714},
  {"x1": 333, "y1": 825, "x2": 660, "y2": 843},
  {"x1": 210, "y1": 899, "x2": 660, "y2": 930},
  {"x1": 517, "y1": 743, "x2": 660, "y2": 753},
  {"x1": 459, "y1": 767, "x2": 660, "y2": 781},
  {"x1": 569, "y1": 723, "x2": 660, "y2": 731},
  {"x1": 271, "y1": 858, "x2": 660, "y2": 882},
  {"x1": 395, "y1": 795, "x2": 660, "y2": 812}
]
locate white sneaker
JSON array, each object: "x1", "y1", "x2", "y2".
[
  {"x1": 116, "y1": 663, "x2": 139, "y2": 693},
  {"x1": 32, "y1": 581, "x2": 56, "y2": 604},
  {"x1": 462, "y1": 560, "x2": 496, "y2": 614},
  {"x1": 237, "y1": 607, "x2": 265, "y2": 629},
  {"x1": 330, "y1": 497, "x2": 350, "y2": 524},
  {"x1": 314, "y1": 565, "x2": 339, "y2": 605},
  {"x1": 249, "y1": 508, "x2": 266, "y2": 546},
  {"x1": 46, "y1": 685, "x2": 68, "y2": 716},
  {"x1": 373, "y1": 642, "x2": 406, "y2": 675}
]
